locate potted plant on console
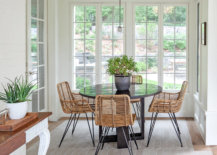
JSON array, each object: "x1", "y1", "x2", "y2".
[
  {"x1": 0, "y1": 76, "x2": 35, "y2": 119},
  {"x1": 107, "y1": 55, "x2": 138, "y2": 91}
]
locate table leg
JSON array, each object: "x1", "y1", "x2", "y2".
[
  {"x1": 140, "y1": 98, "x2": 145, "y2": 139},
  {"x1": 38, "y1": 128, "x2": 50, "y2": 155},
  {"x1": 117, "y1": 127, "x2": 129, "y2": 149},
  {"x1": 99, "y1": 126, "x2": 102, "y2": 138}
]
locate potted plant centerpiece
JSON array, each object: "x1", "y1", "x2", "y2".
[
  {"x1": 0, "y1": 76, "x2": 35, "y2": 120},
  {"x1": 107, "y1": 55, "x2": 138, "y2": 91}
]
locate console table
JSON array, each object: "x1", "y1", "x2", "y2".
[{"x1": 0, "y1": 112, "x2": 52, "y2": 155}]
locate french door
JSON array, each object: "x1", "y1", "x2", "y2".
[{"x1": 27, "y1": 0, "x2": 47, "y2": 112}]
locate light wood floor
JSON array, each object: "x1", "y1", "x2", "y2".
[{"x1": 27, "y1": 118, "x2": 217, "y2": 155}]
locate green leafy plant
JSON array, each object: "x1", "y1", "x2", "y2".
[
  {"x1": 0, "y1": 76, "x2": 35, "y2": 103},
  {"x1": 107, "y1": 55, "x2": 138, "y2": 76}
]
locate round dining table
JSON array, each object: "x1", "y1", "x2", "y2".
[{"x1": 79, "y1": 83, "x2": 162, "y2": 149}]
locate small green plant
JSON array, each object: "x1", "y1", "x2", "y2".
[
  {"x1": 0, "y1": 76, "x2": 35, "y2": 103},
  {"x1": 107, "y1": 55, "x2": 138, "y2": 76}
]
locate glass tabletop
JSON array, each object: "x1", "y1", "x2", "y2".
[{"x1": 79, "y1": 83, "x2": 162, "y2": 99}]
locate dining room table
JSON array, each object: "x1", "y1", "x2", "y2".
[{"x1": 79, "y1": 83, "x2": 162, "y2": 149}]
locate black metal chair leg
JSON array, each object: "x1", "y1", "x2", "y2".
[
  {"x1": 129, "y1": 125, "x2": 138, "y2": 150},
  {"x1": 101, "y1": 127, "x2": 110, "y2": 150},
  {"x1": 71, "y1": 113, "x2": 80, "y2": 135},
  {"x1": 128, "y1": 127, "x2": 133, "y2": 154},
  {"x1": 95, "y1": 127, "x2": 106, "y2": 155},
  {"x1": 122, "y1": 127, "x2": 133, "y2": 155},
  {"x1": 172, "y1": 113, "x2": 181, "y2": 134},
  {"x1": 92, "y1": 112, "x2": 95, "y2": 142},
  {"x1": 59, "y1": 113, "x2": 75, "y2": 147},
  {"x1": 168, "y1": 113, "x2": 183, "y2": 147},
  {"x1": 147, "y1": 112, "x2": 158, "y2": 147},
  {"x1": 85, "y1": 113, "x2": 95, "y2": 147}
]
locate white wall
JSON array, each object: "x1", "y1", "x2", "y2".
[
  {"x1": 0, "y1": 0, "x2": 26, "y2": 109},
  {"x1": 52, "y1": 0, "x2": 197, "y2": 119}
]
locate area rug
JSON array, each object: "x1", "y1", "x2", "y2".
[{"x1": 27, "y1": 120, "x2": 212, "y2": 155}]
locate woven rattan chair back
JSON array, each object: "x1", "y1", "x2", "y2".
[
  {"x1": 177, "y1": 81, "x2": 188, "y2": 100},
  {"x1": 95, "y1": 95, "x2": 133, "y2": 128},
  {"x1": 132, "y1": 75, "x2": 143, "y2": 84},
  {"x1": 57, "y1": 81, "x2": 75, "y2": 113}
]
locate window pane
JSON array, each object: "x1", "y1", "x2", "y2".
[
  {"x1": 175, "y1": 7, "x2": 186, "y2": 23},
  {"x1": 147, "y1": 6, "x2": 158, "y2": 22},
  {"x1": 102, "y1": 40, "x2": 112, "y2": 56},
  {"x1": 136, "y1": 57, "x2": 147, "y2": 73},
  {"x1": 135, "y1": 6, "x2": 146, "y2": 23},
  {"x1": 75, "y1": 23, "x2": 84, "y2": 39},
  {"x1": 39, "y1": 66, "x2": 45, "y2": 88},
  {"x1": 163, "y1": 40, "x2": 175, "y2": 56},
  {"x1": 102, "y1": 57, "x2": 111, "y2": 73},
  {"x1": 163, "y1": 57, "x2": 174, "y2": 73},
  {"x1": 114, "y1": 40, "x2": 123, "y2": 56},
  {"x1": 39, "y1": 0, "x2": 44, "y2": 19},
  {"x1": 102, "y1": 74, "x2": 113, "y2": 84},
  {"x1": 163, "y1": 74, "x2": 175, "y2": 90},
  {"x1": 32, "y1": 91, "x2": 38, "y2": 112},
  {"x1": 164, "y1": 24, "x2": 174, "y2": 40},
  {"x1": 175, "y1": 57, "x2": 186, "y2": 74},
  {"x1": 114, "y1": 24, "x2": 124, "y2": 39},
  {"x1": 102, "y1": 23, "x2": 112, "y2": 39},
  {"x1": 147, "y1": 57, "x2": 158, "y2": 73},
  {"x1": 147, "y1": 23, "x2": 158, "y2": 39},
  {"x1": 164, "y1": 6, "x2": 175, "y2": 23},
  {"x1": 39, "y1": 44, "x2": 44, "y2": 65},
  {"x1": 85, "y1": 6, "x2": 96, "y2": 22},
  {"x1": 76, "y1": 74, "x2": 85, "y2": 89},
  {"x1": 75, "y1": 40, "x2": 84, "y2": 54},
  {"x1": 75, "y1": 6, "x2": 84, "y2": 22},
  {"x1": 175, "y1": 74, "x2": 186, "y2": 89},
  {"x1": 31, "y1": 20, "x2": 37, "y2": 41},
  {"x1": 147, "y1": 40, "x2": 158, "y2": 56},
  {"x1": 135, "y1": 40, "x2": 146, "y2": 56},
  {"x1": 175, "y1": 25, "x2": 186, "y2": 39},
  {"x1": 85, "y1": 74, "x2": 95, "y2": 86},
  {"x1": 85, "y1": 56, "x2": 95, "y2": 73},
  {"x1": 31, "y1": 43, "x2": 37, "y2": 67},
  {"x1": 102, "y1": 6, "x2": 113, "y2": 23},
  {"x1": 85, "y1": 23, "x2": 96, "y2": 39},
  {"x1": 85, "y1": 40, "x2": 95, "y2": 53},
  {"x1": 38, "y1": 21, "x2": 44, "y2": 42},
  {"x1": 31, "y1": 0, "x2": 37, "y2": 18},
  {"x1": 75, "y1": 57, "x2": 85, "y2": 73},
  {"x1": 114, "y1": 6, "x2": 124, "y2": 23},
  {"x1": 147, "y1": 74, "x2": 158, "y2": 85},
  {"x1": 135, "y1": 24, "x2": 146, "y2": 39},
  {"x1": 175, "y1": 40, "x2": 186, "y2": 56},
  {"x1": 39, "y1": 89, "x2": 45, "y2": 111}
]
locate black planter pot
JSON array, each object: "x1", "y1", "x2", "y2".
[{"x1": 115, "y1": 75, "x2": 131, "y2": 91}]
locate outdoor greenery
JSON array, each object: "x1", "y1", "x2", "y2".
[
  {"x1": 76, "y1": 77, "x2": 90, "y2": 89},
  {"x1": 0, "y1": 76, "x2": 35, "y2": 103},
  {"x1": 107, "y1": 55, "x2": 138, "y2": 76}
]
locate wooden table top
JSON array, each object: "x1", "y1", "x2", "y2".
[{"x1": 0, "y1": 112, "x2": 52, "y2": 155}]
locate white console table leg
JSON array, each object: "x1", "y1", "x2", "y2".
[{"x1": 38, "y1": 128, "x2": 50, "y2": 155}]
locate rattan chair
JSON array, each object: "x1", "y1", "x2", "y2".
[
  {"x1": 146, "y1": 81, "x2": 188, "y2": 147},
  {"x1": 57, "y1": 81, "x2": 95, "y2": 147},
  {"x1": 131, "y1": 75, "x2": 143, "y2": 127},
  {"x1": 95, "y1": 95, "x2": 138, "y2": 155}
]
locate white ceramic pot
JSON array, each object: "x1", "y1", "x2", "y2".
[{"x1": 7, "y1": 101, "x2": 28, "y2": 119}]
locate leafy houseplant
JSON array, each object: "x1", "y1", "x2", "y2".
[
  {"x1": 107, "y1": 55, "x2": 138, "y2": 90},
  {"x1": 0, "y1": 76, "x2": 35, "y2": 119}
]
